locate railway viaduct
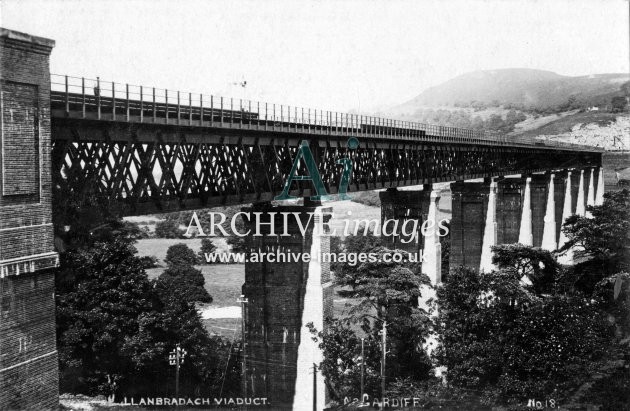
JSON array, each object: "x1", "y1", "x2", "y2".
[{"x1": 0, "y1": 28, "x2": 604, "y2": 409}]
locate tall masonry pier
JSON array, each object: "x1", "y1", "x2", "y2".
[
  {"x1": 242, "y1": 202, "x2": 332, "y2": 410},
  {"x1": 0, "y1": 29, "x2": 60, "y2": 409}
]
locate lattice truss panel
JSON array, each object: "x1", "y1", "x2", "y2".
[{"x1": 51, "y1": 129, "x2": 597, "y2": 215}]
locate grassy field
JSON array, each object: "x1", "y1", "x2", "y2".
[
  {"x1": 134, "y1": 193, "x2": 454, "y2": 340},
  {"x1": 135, "y1": 238, "x2": 230, "y2": 266},
  {"x1": 144, "y1": 257, "x2": 364, "y2": 339}
]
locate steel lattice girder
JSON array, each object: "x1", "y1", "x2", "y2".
[{"x1": 51, "y1": 119, "x2": 601, "y2": 215}]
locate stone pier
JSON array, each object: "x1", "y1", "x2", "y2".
[
  {"x1": 241, "y1": 203, "x2": 332, "y2": 410},
  {"x1": 541, "y1": 173, "x2": 557, "y2": 251},
  {"x1": 379, "y1": 186, "x2": 432, "y2": 253},
  {"x1": 518, "y1": 176, "x2": 534, "y2": 246},
  {"x1": 586, "y1": 168, "x2": 595, "y2": 218},
  {"x1": 552, "y1": 172, "x2": 567, "y2": 245},
  {"x1": 479, "y1": 179, "x2": 498, "y2": 272},
  {"x1": 595, "y1": 167, "x2": 605, "y2": 206},
  {"x1": 496, "y1": 177, "x2": 524, "y2": 245},
  {"x1": 530, "y1": 174, "x2": 550, "y2": 248},
  {"x1": 449, "y1": 180, "x2": 490, "y2": 270}
]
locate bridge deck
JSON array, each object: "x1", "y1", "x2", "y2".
[
  {"x1": 49, "y1": 75, "x2": 602, "y2": 215},
  {"x1": 50, "y1": 74, "x2": 596, "y2": 152}
]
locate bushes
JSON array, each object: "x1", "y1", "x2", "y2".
[
  {"x1": 164, "y1": 243, "x2": 199, "y2": 266},
  {"x1": 55, "y1": 238, "x2": 222, "y2": 399},
  {"x1": 158, "y1": 244, "x2": 212, "y2": 304},
  {"x1": 139, "y1": 255, "x2": 159, "y2": 269},
  {"x1": 593, "y1": 272, "x2": 630, "y2": 336},
  {"x1": 198, "y1": 238, "x2": 217, "y2": 264},
  {"x1": 155, "y1": 264, "x2": 212, "y2": 303},
  {"x1": 155, "y1": 219, "x2": 182, "y2": 238},
  {"x1": 435, "y1": 266, "x2": 613, "y2": 405}
]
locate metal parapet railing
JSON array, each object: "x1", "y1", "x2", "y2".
[{"x1": 50, "y1": 74, "x2": 601, "y2": 152}]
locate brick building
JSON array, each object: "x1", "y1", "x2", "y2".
[{"x1": 0, "y1": 28, "x2": 59, "y2": 409}]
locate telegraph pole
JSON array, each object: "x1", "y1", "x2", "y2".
[
  {"x1": 312, "y1": 363, "x2": 318, "y2": 411},
  {"x1": 237, "y1": 295, "x2": 249, "y2": 397},
  {"x1": 168, "y1": 344, "x2": 187, "y2": 398},
  {"x1": 360, "y1": 338, "x2": 365, "y2": 404},
  {"x1": 380, "y1": 321, "x2": 387, "y2": 407}
]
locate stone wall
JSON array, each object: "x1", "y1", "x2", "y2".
[{"x1": 0, "y1": 28, "x2": 59, "y2": 409}]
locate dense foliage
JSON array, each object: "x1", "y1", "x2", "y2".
[
  {"x1": 156, "y1": 264, "x2": 213, "y2": 304},
  {"x1": 198, "y1": 238, "x2": 218, "y2": 263},
  {"x1": 435, "y1": 266, "x2": 613, "y2": 405},
  {"x1": 157, "y1": 244, "x2": 212, "y2": 303},
  {"x1": 327, "y1": 231, "x2": 433, "y2": 400},
  {"x1": 308, "y1": 319, "x2": 382, "y2": 400},
  {"x1": 55, "y1": 237, "x2": 229, "y2": 398},
  {"x1": 434, "y1": 190, "x2": 630, "y2": 406},
  {"x1": 155, "y1": 219, "x2": 183, "y2": 238},
  {"x1": 164, "y1": 243, "x2": 200, "y2": 266},
  {"x1": 53, "y1": 173, "x2": 237, "y2": 400},
  {"x1": 561, "y1": 189, "x2": 630, "y2": 280}
]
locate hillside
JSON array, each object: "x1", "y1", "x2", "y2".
[
  {"x1": 533, "y1": 114, "x2": 629, "y2": 151},
  {"x1": 382, "y1": 68, "x2": 629, "y2": 138},
  {"x1": 391, "y1": 68, "x2": 629, "y2": 114}
]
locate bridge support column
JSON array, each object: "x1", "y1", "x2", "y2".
[
  {"x1": 558, "y1": 171, "x2": 574, "y2": 264},
  {"x1": 576, "y1": 169, "x2": 586, "y2": 216},
  {"x1": 241, "y1": 202, "x2": 331, "y2": 410},
  {"x1": 419, "y1": 189, "x2": 442, "y2": 358},
  {"x1": 420, "y1": 189, "x2": 442, "y2": 287},
  {"x1": 541, "y1": 173, "x2": 557, "y2": 251},
  {"x1": 0, "y1": 29, "x2": 59, "y2": 410},
  {"x1": 596, "y1": 166, "x2": 605, "y2": 206},
  {"x1": 379, "y1": 186, "x2": 431, "y2": 253},
  {"x1": 479, "y1": 178, "x2": 498, "y2": 272},
  {"x1": 553, "y1": 172, "x2": 567, "y2": 247},
  {"x1": 586, "y1": 167, "x2": 595, "y2": 218},
  {"x1": 450, "y1": 180, "x2": 490, "y2": 270},
  {"x1": 518, "y1": 176, "x2": 533, "y2": 246},
  {"x1": 496, "y1": 178, "x2": 524, "y2": 246},
  {"x1": 530, "y1": 174, "x2": 550, "y2": 248}
]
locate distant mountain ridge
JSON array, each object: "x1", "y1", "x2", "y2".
[{"x1": 393, "y1": 68, "x2": 629, "y2": 113}]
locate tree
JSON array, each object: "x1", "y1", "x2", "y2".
[
  {"x1": 198, "y1": 238, "x2": 218, "y2": 264},
  {"x1": 156, "y1": 264, "x2": 212, "y2": 304},
  {"x1": 593, "y1": 272, "x2": 630, "y2": 336},
  {"x1": 56, "y1": 238, "x2": 222, "y2": 399},
  {"x1": 52, "y1": 155, "x2": 227, "y2": 399},
  {"x1": 155, "y1": 219, "x2": 182, "y2": 238},
  {"x1": 486, "y1": 114, "x2": 505, "y2": 131},
  {"x1": 335, "y1": 244, "x2": 432, "y2": 381},
  {"x1": 560, "y1": 189, "x2": 630, "y2": 291},
  {"x1": 331, "y1": 224, "x2": 382, "y2": 282},
  {"x1": 56, "y1": 239, "x2": 157, "y2": 395},
  {"x1": 435, "y1": 266, "x2": 612, "y2": 405},
  {"x1": 139, "y1": 255, "x2": 159, "y2": 269},
  {"x1": 307, "y1": 319, "x2": 381, "y2": 401},
  {"x1": 491, "y1": 244, "x2": 560, "y2": 294},
  {"x1": 165, "y1": 243, "x2": 199, "y2": 266},
  {"x1": 611, "y1": 96, "x2": 628, "y2": 112},
  {"x1": 560, "y1": 190, "x2": 630, "y2": 336}
]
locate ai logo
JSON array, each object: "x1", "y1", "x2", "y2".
[{"x1": 274, "y1": 137, "x2": 360, "y2": 201}]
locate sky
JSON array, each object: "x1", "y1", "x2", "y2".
[{"x1": 0, "y1": 0, "x2": 628, "y2": 112}]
